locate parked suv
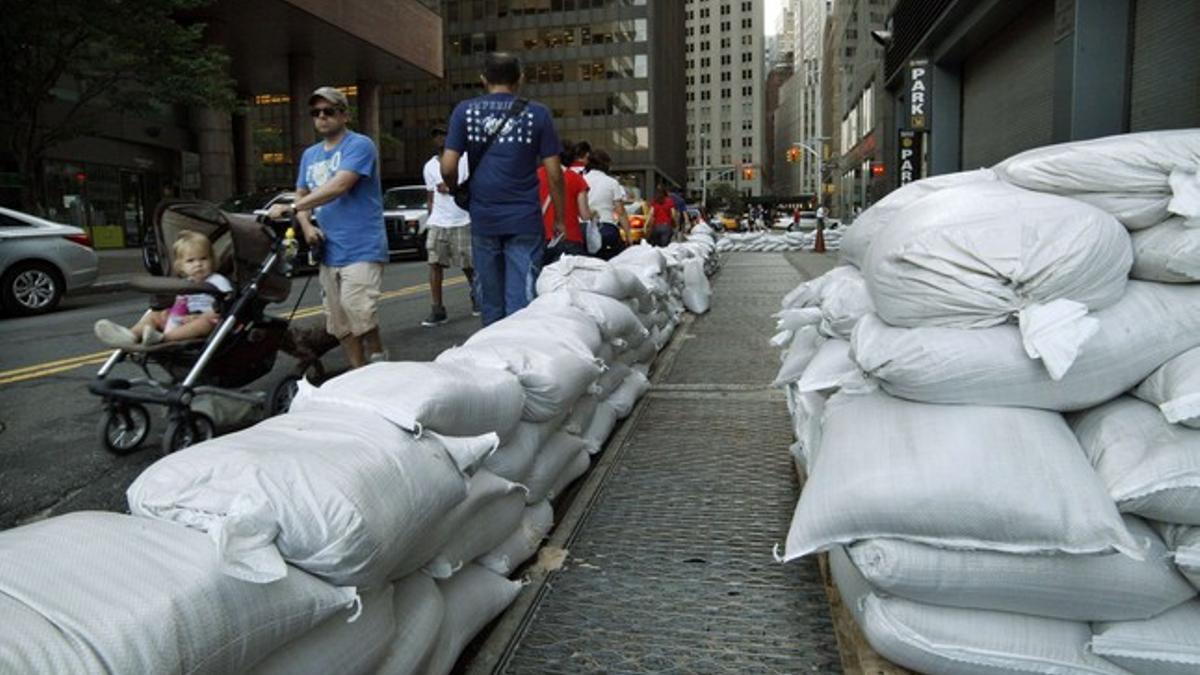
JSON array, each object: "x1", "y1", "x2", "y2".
[{"x1": 383, "y1": 186, "x2": 430, "y2": 258}]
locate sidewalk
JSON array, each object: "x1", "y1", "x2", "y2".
[
  {"x1": 82, "y1": 248, "x2": 145, "y2": 294},
  {"x1": 468, "y1": 252, "x2": 842, "y2": 673}
]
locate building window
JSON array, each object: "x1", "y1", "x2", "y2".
[
  {"x1": 741, "y1": 18, "x2": 752, "y2": 29},
  {"x1": 721, "y1": 88, "x2": 731, "y2": 99},
  {"x1": 720, "y1": 71, "x2": 731, "y2": 82},
  {"x1": 720, "y1": 37, "x2": 731, "y2": 48},
  {"x1": 742, "y1": 52, "x2": 752, "y2": 63},
  {"x1": 741, "y1": 136, "x2": 753, "y2": 147},
  {"x1": 721, "y1": 54, "x2": 732, "y2": 65},
  {"x1": 742, "y1": 85, "x2": 753, "y2": 96}
]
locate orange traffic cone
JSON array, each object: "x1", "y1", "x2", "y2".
[{"x1": 813, "y1": 228, "x2": 826, "y2": 253}]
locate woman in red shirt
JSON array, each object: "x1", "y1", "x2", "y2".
[
  {"x1": 648, "y1": 185, "x2": 677, "y2": 247},
  {"x1": 538, "y1": 141, "x2": 593, "y2": 264}
]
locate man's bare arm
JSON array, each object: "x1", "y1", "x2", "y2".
[
  {"x1": 442, "y1": 150, "x2": 463, "y2": 189},
  {"x1": 293, "y1": 170, "x2": 359, "y2": 211},
  {"x1": 543, "y1": 156, "x2": 566, "y2": 235}
]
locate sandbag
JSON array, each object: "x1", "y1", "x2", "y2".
[
  {"x1": 1092, "y1": 600, "x2": 1200, "y2": 675},
  {"x1": 470, "y1": 302, "x2": 603, "y2": 356},
  {"x1": 523, "y1": 431, "x2": 591, "y2": 503},
  {"x1": 595, "y1": 361, "x2": 633, "y2": 398},
  {"x1": 1072, "y1": 397, "x2": 1200, "y2": 525},
  {"x1": 425, "y1": 566, "x2": 523, "y2": 675},
  {"x1": 783, "y1": 391, "x2": 1141, "y2": 561},
  {"x1": 128, "y1": 408, "x2": 476, "y2": 586},
  {"x1": 1131, "y1": 216, "x2": 1200, "y2": 282},
  {"x1": 391, "y1": 470, "x2": 525, "y2": 579},
  {"x1": 617, "y1": 332, "x2": 659, "y2": 367},
  {"x1": 772, "y1": 325, "x2": 824, "y2": 387},
  {"x1": 581, "y1": 400, "x2": 620, "y2": 454},
  {"x1": 796, "y1": 338, "x2": 863, "y2": 394},
  {"x1": 848, "y1": 515, "x2": 1193, "y2": 621},
  {"x1": 606, "y1": 369, "x2": 650, "y2": 418},
  {"x1": 375, "y1": 574, "x2": 444, "y2": 675},
  {"x1": 529, "y1": 290, "x2": 648, "y2": 347},
  {"x1": 546, "y1": 448, "x2": 591, "y2": 501},
  {"x1": 563, "y1": 393, "x2": 600, "y2": 436},
  {"x1": 829, "y1": 547, "x2": 1129, "y2": 675},
  {"x1": 853, "y1": 281, "x2": 1200, "y2": 410},
  {"x1": 781, "y1": 266, "x2": 874, "y2": 340},
  {"x1": 681, "y1": 257, "x2": 711, "y2": 314},
  {"x1": 863, "y1": 181, "x2": 1131, "y2": 380},
  {"x1": 483, "y1": 417, "x2": 563, "y2": 484},
  {"x1": 1136, "y1": 345, "x2": 1200, "y2": 428},
  {"x1": 994, "y1": 129, "x2": 1200, "y2": 228},
  {"x1": 290, "y1": 361, "x2": 524, "y2": 439},
  {"x1": 252, "y1": 585, "x2": 395, "y2": 675},
  {"x1": 536, "y1": 255, "x2": 647, "y2": 307},
  {"x1": 438, "y1": 339, "x2": 603, "y2": 423},
  {"x1": 478, "y1": 500, "x2": 554, "y2": 576},
  {"x1": 0, "y1": 512, "x2": 355, "y2": 675},
  {"x1": 1156, "y1": 522, "x2": 1200, "y2": 590},
  {"x1": 840, "y1": 169, "x2": 998, "y2": 268}
]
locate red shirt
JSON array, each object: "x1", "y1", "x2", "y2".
[
  {"x1": 651, "y1": 198, "x2": 675, "y2": 226},
  {"x1": 538, "y1": 166, "x2": 589, "y2": 242}
]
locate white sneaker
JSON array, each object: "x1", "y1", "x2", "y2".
[
  {"x1": 94, "y1": 320, "x2": 137, "y2": 347},
  {"x1": 142, "y1": 326, "x2": 164, "y2": 345}
]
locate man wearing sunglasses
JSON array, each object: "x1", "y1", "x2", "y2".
[{"x1": 268, "y1": 86, "x2": 387, "y2": 368}]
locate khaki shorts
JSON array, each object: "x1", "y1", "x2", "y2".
[
  {"x1": 427, "y1": 225, "x2": 473, "y2": 269},
  {"x1": 319, "y1": 262, "x2": 383, "y2": 339}
]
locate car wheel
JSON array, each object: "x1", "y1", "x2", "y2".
[{"x1": 2, "y1": 261, "x2": 63, "y2": 316}]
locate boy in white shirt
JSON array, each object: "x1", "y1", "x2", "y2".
[{"x1": 421, "y1": 127, "x2": 477, "y2": 326}]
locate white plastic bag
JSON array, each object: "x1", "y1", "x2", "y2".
[
  {"x1": 478, "y1": 500, "x2": 554, "y2": 576},
  {"x1": 829, "y1": 546, "x2": 1129, "y2": 675},
  {"x1": 1136, "y1": 345, "x2": 1200, "y2": 428},
  {"x1": 128, "y1": 409, "x2": 477, "y2": 586},
  {"x1": 375, "y1": 574, "x2": 444, "y2": 675},
  {"x1": 425, "y1": 566, "x2": 523, "y2": 675},
  {"x1": 0, "y1": 512, "x2": 355, "y2": 675},
  {"x1": 1092, "y1": 600, "x2": 1200, "y2": 675},
  {"x1": 853, "y1": 281, "x2": 1200, "y2": 410},
  {"x1": 1072, "y1": 397, "x2": 1200, "y2": 525},
  {"x1": 783, "y1": 391, "x2": 1142, "y2": 561},
  {"x1": 1131, "y1": 216, "x2": 1200, "y2": 283},
  {"x1": 848, "y1": 515, "x2": 1193, "y2": 621},
  {"x1": 863, "y1": 181, "x2": 1131, "y2": 379},
  {"x1": 251, "y1": 585, "x2": 395, "y2": 675}
]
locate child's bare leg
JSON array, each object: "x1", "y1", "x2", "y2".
[
  {"x1": 130, "y1": 310, "x2": 165, "y2": 338},
  {"x1": 163, "y1": 313, "x2": 219, "y2": 342}
]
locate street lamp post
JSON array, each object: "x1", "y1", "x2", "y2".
[
  {"x1": 700, "y1": 133, "x2": 709, "y2": 212},
  {"x1": 791, "y1": 137, "x2": 827, "y2": 205}
]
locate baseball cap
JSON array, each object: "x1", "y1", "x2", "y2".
[{"x1": 309, "y1": 86, "x2": 350, "y2": 110}]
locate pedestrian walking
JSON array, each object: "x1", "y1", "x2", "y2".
[
  {"x1": 268, "y1": 86, "x2": 387, "y2": 368},
  {"x1": 421, "y1": 126, "x2": 477, "y2": 327},
  {"x1": 539, "y1": 141, "x2": 593, "y2": 265},
  {"x1": 441, "y1": 52, "x2": 565, "y2": 326},
  {"x1": 584, "y1": 149, "x2": 631, "y2": 260},
  {"x1": 648, "y1": 185, "x2": 677, "y2": 247}
]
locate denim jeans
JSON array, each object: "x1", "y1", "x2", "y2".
[{"x1": 471, "y1": 231, "x2": 546, "y2": 325}]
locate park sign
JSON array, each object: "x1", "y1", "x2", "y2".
[
  {"x1": 908, "y1": 59, "x2": 930, "y2": 130},
  {"x1": 898, "y1": 130, "x2": 923, "y2": 186}
]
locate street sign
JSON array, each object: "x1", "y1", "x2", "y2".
[
  {"x1": 908, "y1": 59, "x2": 931, "y2": 130},
  {"x1": 898, "y1": 130, "x2": 923, "y2": 186}
]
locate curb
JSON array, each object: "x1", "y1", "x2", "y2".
[{"x1": 76, "y1": 280, "x2": 133, "y2": 296}]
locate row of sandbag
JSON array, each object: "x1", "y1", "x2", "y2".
[
  {"x1": 774, "y1": 130, "x2": 1200, "y2": 674},
  {"x1": 0, "y1": 240, "x2": 716, "y2": 675},
  {"x1": 715, "y1": 229, "x2": 843, "y2": 253}
]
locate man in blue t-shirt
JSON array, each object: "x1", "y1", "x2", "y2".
[
  {"x1": 268, "y1": 86, "x2": 387, "y2": 368},
  {"x1": 441, "y1": 52, "x2": 565, "y2": 326}
]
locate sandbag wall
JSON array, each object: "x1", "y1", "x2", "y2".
[
  {"x1": 0, "y1": 236, "x2": 717, "y2": 675},
  {"x1": 774, "y1": 129, "x2": 1200, "y2": 674},
  {"x1": 716, "y1": 229, "x2": 843, "y2": 253}
]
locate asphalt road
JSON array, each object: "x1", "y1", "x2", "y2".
[{"x1": 0, "y1": 256, "x2": 482, "y2": 530}]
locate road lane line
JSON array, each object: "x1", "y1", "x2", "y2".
[{"x1": 0, "y1": 275, "x2": 467, "y2": 387}]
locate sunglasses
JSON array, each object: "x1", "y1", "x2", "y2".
[{"x1": 310, "y1": 107, "x2": 342, "y2": 118}]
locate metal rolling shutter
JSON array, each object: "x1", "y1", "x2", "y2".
[
  {"x1": 960, "y1": 0, "x2": 1054, "y2": 169},
  {"x1": 1130, "y1": 0, "x2": 1200, "y2": 131}
]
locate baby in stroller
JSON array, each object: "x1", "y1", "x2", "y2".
[{"x1": 94, "y1": 230, "x2": 233, "y2": 347}]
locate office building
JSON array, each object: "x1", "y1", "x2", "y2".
[{"x1": 771, "y1": 0, "x2": 828, "y2": 203}]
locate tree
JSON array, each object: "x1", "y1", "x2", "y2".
[
  {"x1": 707, "y1": 181, "x2": 745, "y2": 215},
  {"x1": 0, "y1": 0, "x2": 235, "y2": 211}
]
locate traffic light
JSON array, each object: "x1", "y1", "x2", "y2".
[
  {"x1": 742, "y1": 166, "x2": 755, "y2": 180},
  {"x1": 785, "y1": 147, "x2": 801, "y2": 163}
]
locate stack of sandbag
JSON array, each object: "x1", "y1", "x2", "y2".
[
  {"x1": 772, "y1": 129, "x2": 1200, "y2": 674},
  {"x1": 715, "y1": 229, "x2": 842, "y2": 253}
]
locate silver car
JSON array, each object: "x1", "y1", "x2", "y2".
[{"x1": 0, "y1": 206, "x2": 99, "y2": 315}]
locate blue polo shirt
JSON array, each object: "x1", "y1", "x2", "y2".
[
  {"x1": 445, "y1": 93, "x2": 561, "y2": 236},
  {"x1": 296, "y1": 130, "x2": 387, "y2": 267}
]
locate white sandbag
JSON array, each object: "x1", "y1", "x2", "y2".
[
  {"x1": 1092, "y1": 600, "x2": 1200, "y2": 675},
  {"x1": 853, "y1": 281, "x2": 1200, "y2": 410},
  {"x1": 848, "y1": 515, "x2": 1193, "y2": 621},
  {"x1": 438, "y1": 339, "x2": 603, "y2": 423},
  {"x1": 472, "y1": 302, "x2": 604, "y2": 356},
  {"x1": 828, "y1": 547, "x2": 1129, "y2": 675},
  {"x1": 523, "y1": 431, "x2": 591, "y2": 503},
  {"x1": 290, "y1": 361, "x2": 524, "y2": 439},
  {"x1": 606, "y1": 369, "x2": 650, "y2": 418},
  {"x1": 789, "y1": 389, "x2": 827, "y2": 471},
  {"x1": 796, "y1": 339, "x2": 864, "y2": 393},
  {"x1": 840, "y1": 169, "x2": 998, "y2": 268},
  {"x1": 994, "y1": 129, "x2": 1200, "y2": 228},
  {"x1": 547, "y1": 448, "x2": 591, "y2": 501},
  {"x1": 391, "y1": 470, "x2": 524, "y2": 579},
  {"x1": 1136, "y1": 345, "x2": 1200, "y2": 428},
  {"x1": 1072, "y1": 397, "x2": 1200, "y2": 525},
  {"x1": 781, "y1": 267, "x2": 875, "y2": 340},
  {"x1": 536, "y1": 255, "x2": 647, "y2": 307},
  {"x1": 1155, "y1": 522, "x2": 1200, "y2": 589},
  {"x1": 252, "y1": 585, "x2": 395, "y2": 675},
  {"x1": 595, "y1": 361, "x2": 633, "y2": 398},
  {"x1": 425, "y1": 565, "x2": 523, "y2": 675},
  {"x1": 772, "y1": 325, "x2": 824, "y2": 387},
  {"x1": 681, "y1": 258, "x2": 711, "y2": 314},
  {"x1": 423, "y1": 473, "x2": 527, "y2": 579},
  {"x1": 581, "y1": 400, "x2": 620, "y2": 454},
  {"x1": 482, "y1": 417, "x2": 563, "y2": 484},
  {"x1": 375, "y1": 574, "x2": 444, "y2": 675},
  {"x1": 617, "y1": 333, "x2": 659, "y2": 367},
  {"x1": 478, "y1": 500, "x2": 554, "y2": 576},
  {"x1": 563, "y1": 393, "x2": 600, "y2": 436},
  {"x1": 128, "y1": 409, "x2": 475, "y2": 586},
  {"x1": 783, "y1": 391, "x2": 1141, "y2": 561},
  {"x1": 0, "y1": 512, "x2": 355, "y2": 675},
  {"x1": 863, "y1": 181, "x2": 1131, "y2": 380},
  {"x1": 1130, "y1": 216, "x2": 1200, "y2": 282},
  {"x1": 530, "y1": 290, "x2": 649, "y2": 347}
]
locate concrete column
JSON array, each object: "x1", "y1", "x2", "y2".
[
  {"x1": 192, "y1": 107, "x2": 235, "y2": 201},
  {"x1": 356, "y1": 78, "x2": 382, "y2": 148},
  {"x1": 233, "y1": 102, "x2": 256, "y2": 195},
  {"x1": 929, "y1": 63, "x2": 962, "y2": 175},
  {"x1": 289, "y1": 53, "x2": 316, "y2": 168},
  {"x1": 1053, "y1": 0, "x2": 1132, "y2": 141}
]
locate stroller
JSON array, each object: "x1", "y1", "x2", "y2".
[{"x1": 89, "y1": 201, "x2": 319, "y2": 455}]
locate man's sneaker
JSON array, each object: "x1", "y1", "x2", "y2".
[
  {"x1": 94, "y1": 319, "x2": 137, "y2": 347},
  {"x1": 421, "y1": 305, "x2": 448, "y2": 327},
  {"x1": 469, "y1": 290, "x2": 481, "y2": 317}
]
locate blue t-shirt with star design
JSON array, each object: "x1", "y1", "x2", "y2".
[{"x1": 445, "y1": 93, "x2": 562, "y2": 236}]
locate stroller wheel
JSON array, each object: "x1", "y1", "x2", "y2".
[
  {"x1": 269, "y1": 374, "x2": 302, "y2": 416},
  {"x1": 98, "y1": 404, "x2": 151, "y2": 455},
  {"x1": 161, "y1": 413, "x2": 215, "y2": 455}
]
